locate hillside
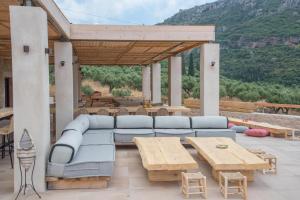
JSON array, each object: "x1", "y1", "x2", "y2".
[{"x1": 161, "y1": 0, "x2": 300, "y2": 86}]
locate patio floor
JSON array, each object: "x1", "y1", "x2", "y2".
[{"x1": 1, "y1": 134, "x2": 300, "y2": 200}]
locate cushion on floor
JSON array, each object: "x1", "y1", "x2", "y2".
[
  {"x1": 194, "y1": 129, "x2": 236, "y2": 141},
  {"x1": 228, "y1": 123, "x2": 235, "y2": 128},
  {"x1": 245, "y1": 129, "x2": 270, "y2": 137},
  {"x1": 114, "y1": 129, "x2": 155, "y2": 143},
  {"x1": 230, "y1": 125, "x2": 249, "y2": 133}
]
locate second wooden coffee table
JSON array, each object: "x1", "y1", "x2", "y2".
[
  {"x1": 134, "y1": 137, "x2": 198, "y2": 181},
  {"x1": 186, "y1": 137, "x2": 269, "y2": 181}
]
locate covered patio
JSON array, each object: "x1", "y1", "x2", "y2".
[
  {"x1": 0, "y1": 0, "x2": 220, "y2": 194},
  {"x1": 1, "y1": 1, "x2": 300, "y2": 200}
]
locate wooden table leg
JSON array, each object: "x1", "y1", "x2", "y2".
[{"x1": 148, "y1": 170, "x2": 185, "y2": 181}]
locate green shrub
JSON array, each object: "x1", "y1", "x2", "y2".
[
  {"x1": 112, "y1": 88, "x2": 131, "y2": 97},
  {"x1": 49, "y1": 65, "x2": 55, "y2": 85},
  {"x1": 220, "y1": 85, "x2": 227, "y2": 97},
  {"x1": 81, "y1": 85, "x2": 94, "y2": 96}
]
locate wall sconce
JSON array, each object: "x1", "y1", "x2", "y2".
[
  {"x1": 45, "y1": 48, "x2": 53, "y2": 56},
  {"x1": 23, "y1": 45, "x2": 29, "y2": 53},
  {"x1": 60, "y1": 61, "x2": 65, "y2": 67},
  {"x1": 45, "y1": 48, "x2": 50, "y2": 55},
  {"x1": 211, "y1": 61, "x2": 216, "y2": 67}
]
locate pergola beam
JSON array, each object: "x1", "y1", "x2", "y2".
[
  {"x1": 33, "y1": 0, "x2": 70, "y2": 39},
  {"x1": 70, "y1": 24, "x2": 215, "y2": 41}
]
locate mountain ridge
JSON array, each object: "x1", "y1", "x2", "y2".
[{"x1": 161, "y1": 0, "x2": 300, "y2": 86}]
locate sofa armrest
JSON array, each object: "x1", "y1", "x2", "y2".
[{"x1": 49, "y1": 130, "x2": 82, "y2": 164}]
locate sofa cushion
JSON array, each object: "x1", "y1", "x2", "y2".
[
  {"x1": 82, "y1": 130, "x2": 114, "y2": 145},
  {"x1": 155, "y1": 129, "x2": 195, "y2": 140},
  {"x1": 116, "y1": 115, "x2": 153, "y2": 129},
  {"x1": 63, "y1": 115, "x2": 89, "y2": 134},
  {"x1": 230, "y1": 126, "x2": 249, "y2": 133},
  {"x1": 245, "y1": 129, "x2": 269, "y2": 137},
  {"x1": 49, "y1": 130, "x2": 83, "y2": 164},
  {"x1": 114, "y1": 129, "x2": 155, "y2": 143},
  {"x1": 191, "y1": 116, "x2": 228, "y2": 129},
  {"x1": 155, "y1": 116, "x2": 191, "y2": 129},
  {"x1": 47, "y1": 144, "x2": 115, "y2": 178},
  {"x1": 87, "y1": 115, "x2": 114, "y2": 129},
  {"x1": 194, "y1": 129, "x2": 236, "y2": 141}
]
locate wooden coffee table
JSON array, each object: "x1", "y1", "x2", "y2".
[
  {"x1": 134, "y1": 137, "x2": 198, "y2": 181},
  {"x1": 186, "y1": 137, "x2": 269, "y2": 181}
]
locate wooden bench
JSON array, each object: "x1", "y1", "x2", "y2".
[
  {"x1": 256, "y1": 102, "x2": 300, "y2": 114},
  {"x1": 228, "y1": 117, "x2": 294, "y2": 138},
  {"x1": 134, "y1": 137, "x2": 198, "y2": 181}
]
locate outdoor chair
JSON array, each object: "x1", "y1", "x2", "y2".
[
  {"x1": 156, "y1": 108, "x2": 169, "y2": 116},
  {"x1": 0, "y1": 116, "x2": 14, "y2": 168},
  {"x1": 116, "y1": 108, "x2": 129, "y2": 116},
  {"x1": 135, "y1": 107, "x2": 147, "y2": 115},
  {"x1": 96, "y1": 108, "x2": 110, "y2": 115}
]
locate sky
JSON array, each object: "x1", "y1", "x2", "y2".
[{"x1": 54, "y1": 0, "x2": 217, "y2": 25}]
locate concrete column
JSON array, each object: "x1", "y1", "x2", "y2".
[
  {"x1": 142, "y1": 66, "x2": 151, "y2": 101},
  {"x1": 200, "y1": 43, "x2": 220, "y2": 116},
  {"x1": 73, "y1": 56, "x2": 79, "y2": 109},
  {"x1": 55, "y1": 42, "x2": 74, "y2": 139},
  {"x1": 168, "y1": 56, "x2": 182, "y2": 106},
  {"x1": 151, "y1": 63, "x2": 161, "y2": 104},
  {"x1": 10, "y1": 6, "x2": 50, "y2": 192}
]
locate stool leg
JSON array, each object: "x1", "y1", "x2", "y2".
[
  {"x1": 238, "y1": 180, "x2": 242, "y2": 194},
  {"x1": 203, "y1": 177, "x2": 207, "y2": 199},
  {"x1": 243, "y1": 176, "x2": 248, "y2": 200},
  {"x1": 273, "y1": 158, "x2": 277, "y2": 174},
  {"x1": 219, "y1": 173, "x2": 224, "y2": 197},
  {"x1": 185, "y1": 177, "x2": 189, "y2": 199},
  {"x1": 224, "y1": 177, "x2": 228, "y2": 199}
]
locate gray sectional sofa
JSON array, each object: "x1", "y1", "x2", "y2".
[{"x1": 47, "y1": 115, "x2": 235, "y2": 179}]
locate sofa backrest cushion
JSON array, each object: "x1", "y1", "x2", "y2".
[
  {"x1": 191, "y1": 116, "x2": 228, "y2": 129},
  {"x1": 63, "y1": 115, "x2": 89, "y2": 134},
  {"x1": 88, "y1": 115, "x2": 115, "y2": 129},
  {"x1": 49, "y1": 130, "x2": 82, "y2": 164},
  {"x1": 155, "y1": 116, "x2": 191, "y2": 129},
  {"x1": 116, "y1": 115, "x2": 153, "y2": 129}
]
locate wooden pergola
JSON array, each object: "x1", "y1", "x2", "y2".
[
  {"x1": 0, "y1": 0, "x2": 220, "y2": 193},
  {"x1": 1, "y1": 1, "x2": 215, "y2": 65}
]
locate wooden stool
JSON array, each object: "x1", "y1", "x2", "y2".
[
  {"x1": 219, "y1": 172, "x2": 247, "y2": 200},
  {"x1": 181, "y1": 172, "x2": 207, "y2": 199},
  {"x1": 258, "y1": 153, "x2": 277, "y2": 174}
]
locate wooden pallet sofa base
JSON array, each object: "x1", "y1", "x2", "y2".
[{"x1": 46, "y1": 176, "x2": 110, "y2": 190}]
